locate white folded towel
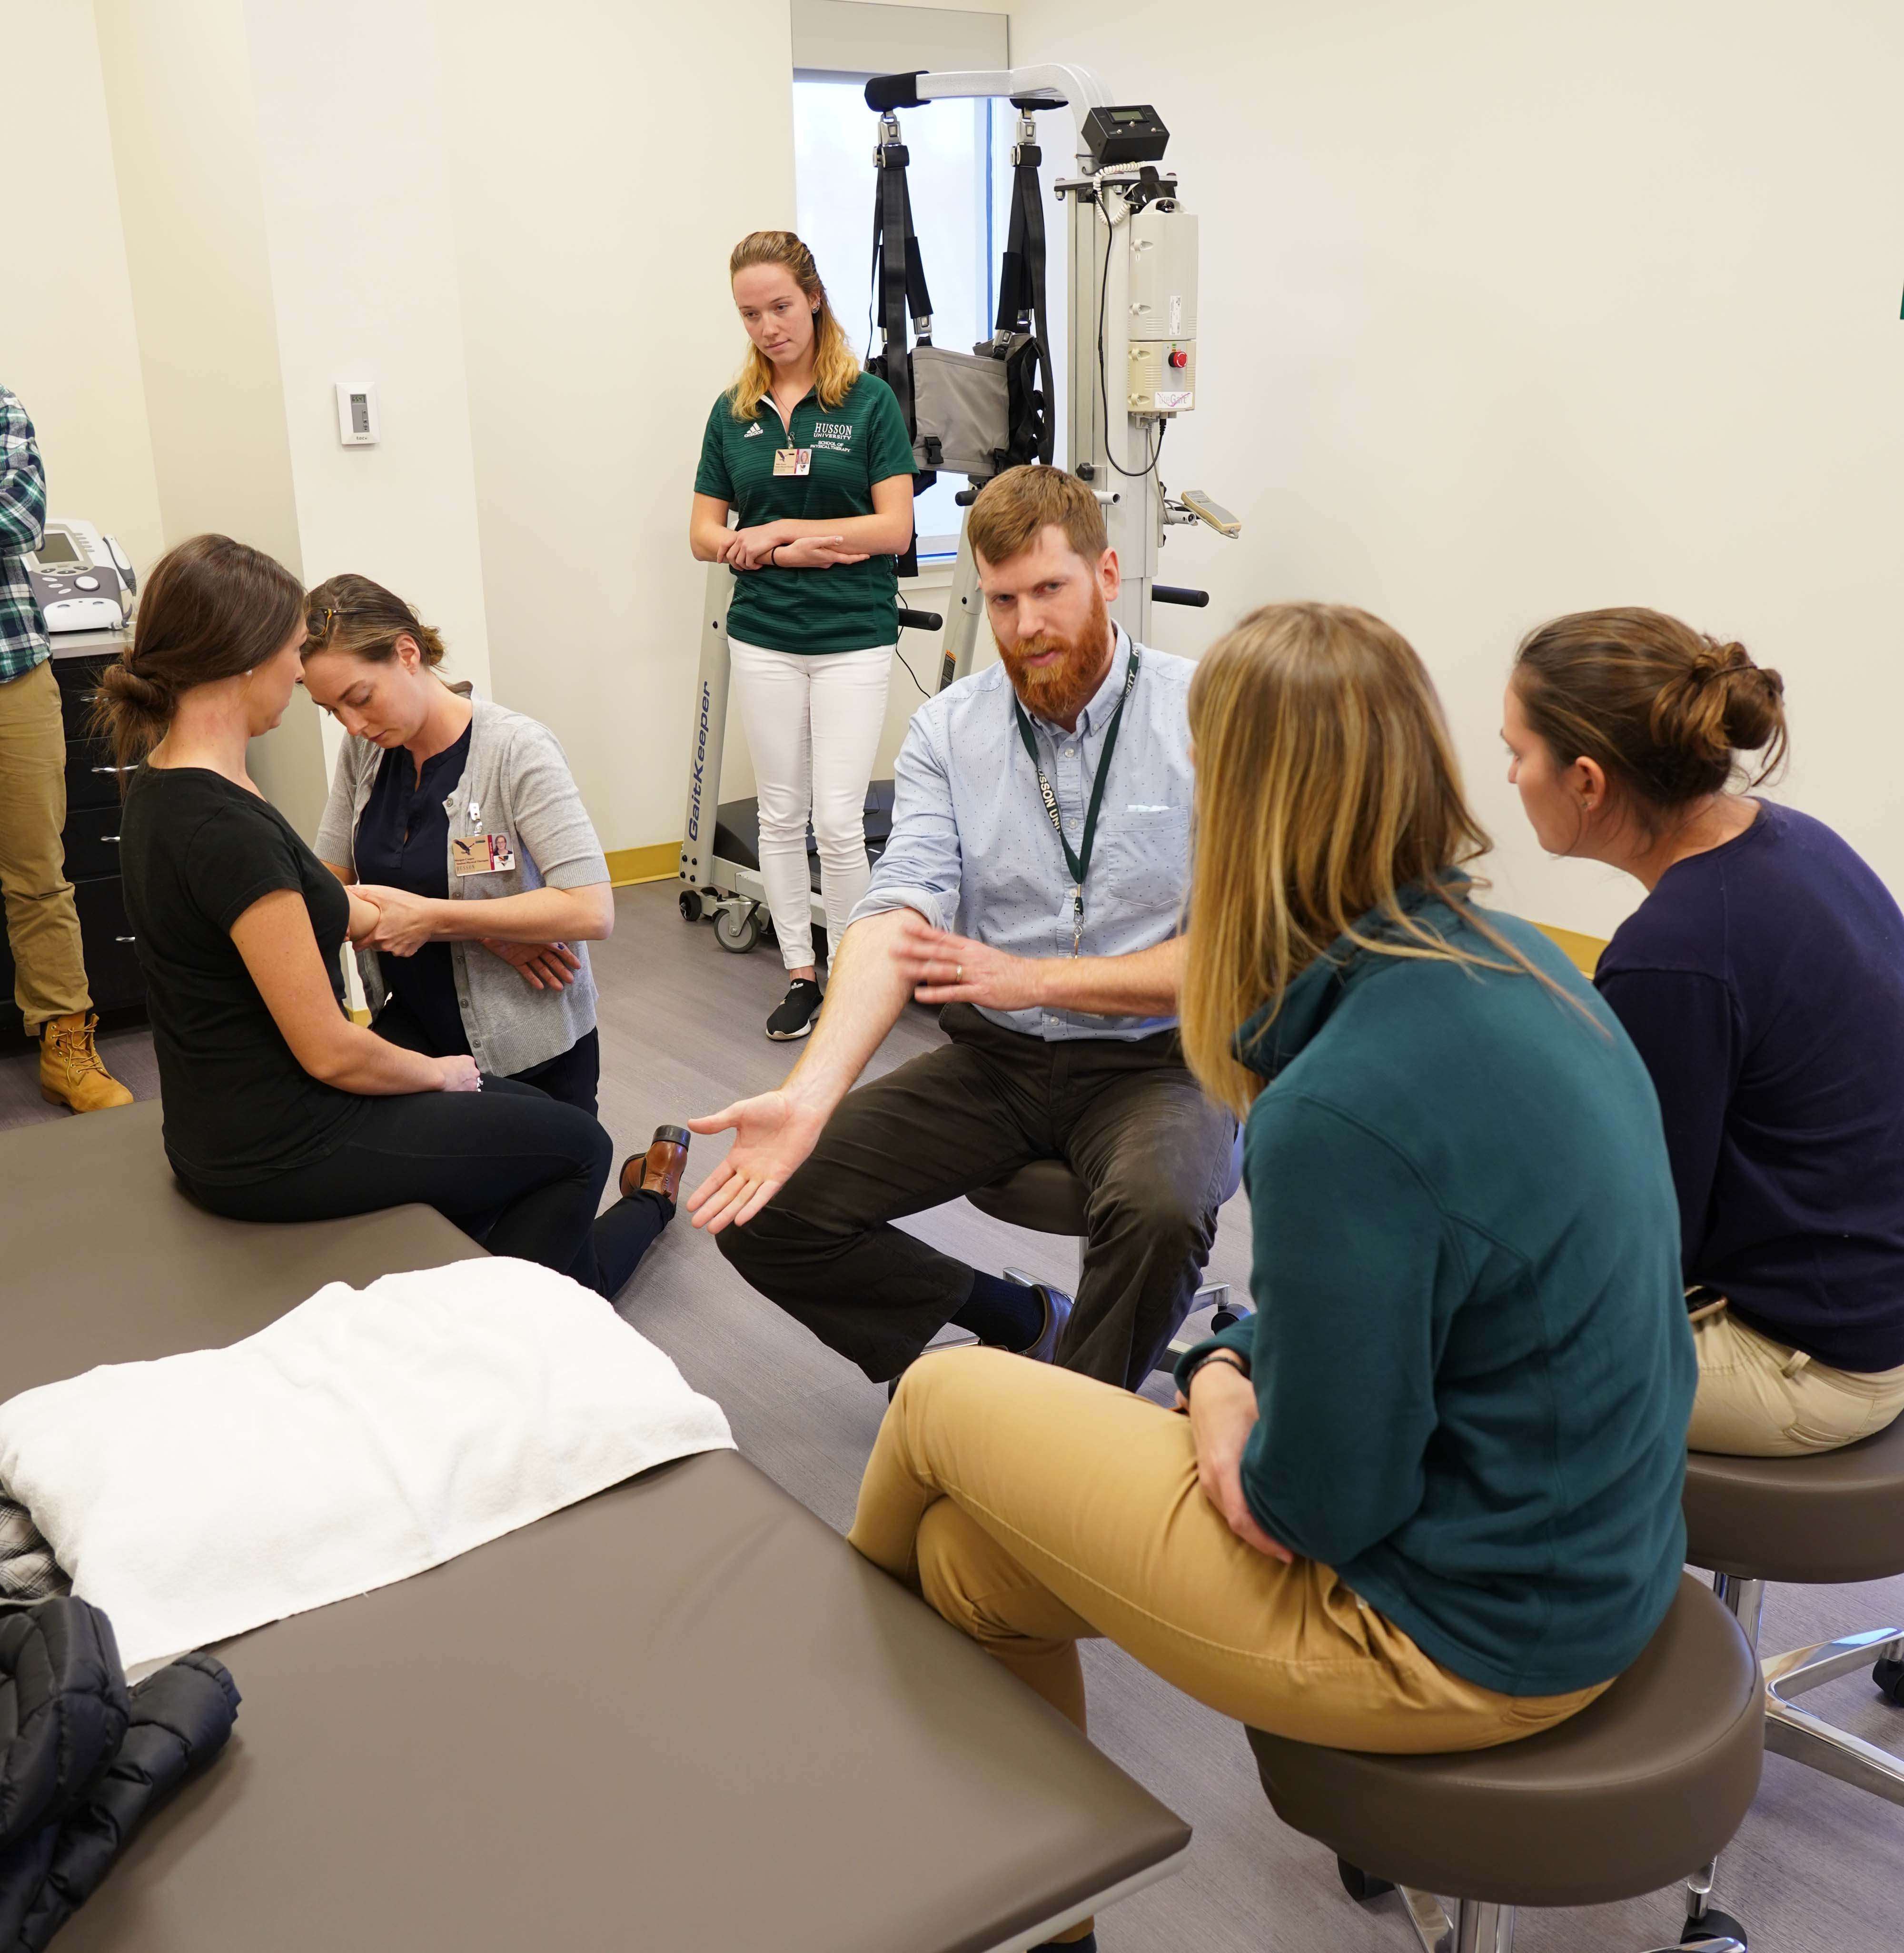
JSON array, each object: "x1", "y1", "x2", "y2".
[{"x1": 0, "y1": 1257, "x2": 732, "y2": 1676}]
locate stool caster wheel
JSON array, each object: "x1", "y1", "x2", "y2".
[
  {"x1": 678, "y1": 890, "x2": 704, "y2": 923},
  {"x1": 1337, "y1": 1858, "x2": 1394, "y2": 1903},
  {"x1": 1681, "y1": 1905, "x2": 1747, "y2": 1947},
  {"x1": 1874, "y1": 1655, "x2": 1904, "y2": 1705}
]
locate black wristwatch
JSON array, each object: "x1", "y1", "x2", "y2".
[{"x1": 1182, "y1": 1346, "x2": 1250, "y2": 1391}]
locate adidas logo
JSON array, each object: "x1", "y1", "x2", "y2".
[{"x1": 744, "y1": 424, "x2": 764, "y2": 438}]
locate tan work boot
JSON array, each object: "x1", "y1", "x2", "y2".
[{"x1": 39, "y1": 1012, "x2": 135, "y2": 1114}]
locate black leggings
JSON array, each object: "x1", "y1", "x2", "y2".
[
  {"x1": 184, "y1": 1080, "x2": 666, "y2": 1300},
  {"x1": 370, "y1": 993, "x2": 601, "y2": 1117}
]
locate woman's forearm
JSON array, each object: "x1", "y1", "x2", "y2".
[
  {"x1": 771, "y1": 513, "x2": 912, "y2": 556},
  {"x1": 435, "y1": 884, "x2": 614, "y2": 944},
  {"x1": 317, "y1": 1022, "x2": 446, "y2": 1095},
  {"x1": 345, "y1": 893, "x2": 381, "y2": 944}
]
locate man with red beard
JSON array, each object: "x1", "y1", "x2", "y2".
[{"x1": 688, "y1": 465, "x2": 1234, "y2": 1391}]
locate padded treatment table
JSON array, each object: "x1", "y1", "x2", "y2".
[{"x1": 2, "y1": 1104, "x2": 1190, "y2": 1951}]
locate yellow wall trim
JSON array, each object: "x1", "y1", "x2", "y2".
[
  {"x1": 1533, "y1": 922, "x2": 1607, "y2": 977},
  {"x1": 607, "y1": 842, "x2": 681, "y2": 887}
]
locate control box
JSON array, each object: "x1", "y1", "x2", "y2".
[
  {"x1": 1127, "y1": 205, "x2": 1198, "y2": 341},
  {"x1": 1079, "y1": 104, "x2": 1170, "y2": 170},
  {"x1": 1128, "y1": 340, "x2": 1196, "y2": 414},
  {"x1": 1125, "y1": 204, "x2": 1198, "y2": 413}
]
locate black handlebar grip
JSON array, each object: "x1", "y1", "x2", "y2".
[
  {"x1": 953, "y1": 486, "x2": 980, "y2": 506},
  {"x1": 897, "y1": 608, "x2": 944, "y2": 632},
  {"x1": 865, "y1": 72, "x2": 926, "y2": 111},
  {"x1": 1152, "y1": 585, "x2": 1210, "y2": 608}
]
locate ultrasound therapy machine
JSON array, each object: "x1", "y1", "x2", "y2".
[
  {"x1": 21, "y1": 518, "x2": 137, "y2": 634},
  {"x1": 675, "y1": 64, "x2": 1237, "y2": 955}
]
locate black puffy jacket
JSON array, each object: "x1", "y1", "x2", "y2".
[{"x1": 0, "y1": 1598, "x2": 238, "y2": 1950}]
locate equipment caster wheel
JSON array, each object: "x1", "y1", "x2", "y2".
[
  {"x1": 1873, "y1": 1655, "x2": 1904, "y2": 1704},
  {"x1": 1337, "y1": 1858, "x2": 1394, "y2": 1903},
  {"x1": 678, "y1": 890, "x2": 704, "y2": 924},
  {"x1": 1681, "y1": 1906, "x2": 1747, "y2": 1947},
  {"x1": 714, "y1": 904, "x2": 763, "y2": 955}
]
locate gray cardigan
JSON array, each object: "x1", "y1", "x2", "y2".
[{"x1": 314, "y1": 695, "x2": 609, "y2": 1080}]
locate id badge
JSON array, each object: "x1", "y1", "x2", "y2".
[
  {"x1": 452, "y1": 833, "x2": 516, "y2": 876},
  {"x1": 773, "y1": 447, "x2": 813, "y2": 478}
]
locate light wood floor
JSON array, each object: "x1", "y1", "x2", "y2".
[{"x1": 5, "y1": 880, "x2": 1901, "y2": 1951}]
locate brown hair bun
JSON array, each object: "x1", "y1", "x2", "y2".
[
  {"x1": 94, "y1": 661, "x2": 176, "y2": 724},
  {"x1": 91, "y1": 533, "x2": 305, "y2": 773},
  {"x1": 1512, "y1": 607, "x2": 1788, "y2": 818}
]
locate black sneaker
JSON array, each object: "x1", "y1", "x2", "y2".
[{"x1": 766, "y1": 977, "x2": 823, "y2": 1041}]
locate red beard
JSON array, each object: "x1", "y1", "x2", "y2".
[{"x1": 998, "y1": 588, "x2": 1113, "y2": 726}]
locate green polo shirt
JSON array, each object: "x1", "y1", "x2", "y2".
[{"x1": 694, "y1": 370, "x2": 915, "y2": 655}]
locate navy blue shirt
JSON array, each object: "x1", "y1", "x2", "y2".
[
  {"x1": 1597, "y1": 800, "x2": 1904, "y2": 1371},
  {"x1": 355, "y1": 728, "x2": 473, "y2": 1059}
]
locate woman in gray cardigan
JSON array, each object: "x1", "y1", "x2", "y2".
[{"x1": 305, "y1": 575, "x2": 613, "y2": 1116}]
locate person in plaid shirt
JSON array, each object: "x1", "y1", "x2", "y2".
[{"x1": 0, "y1": 383, "x2": 134, "y2": 1111}]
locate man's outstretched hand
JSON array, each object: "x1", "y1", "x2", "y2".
[
  {"x1": 685, "y1": 1089, "x2": 825, "y2": 1235},
  {"x1": 891, "y1": 914, "x2": 1048, "y2": 1012}
]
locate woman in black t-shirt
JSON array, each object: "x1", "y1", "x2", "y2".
[{"x1": 103, "y1": 534, "x2": 683, "y2": 1296}]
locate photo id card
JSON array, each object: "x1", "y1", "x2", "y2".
[
  {"x1": 452, "y1": 833, "x2": 516, "y2": 876},
  {"x1": 772, "y1": 447, "x2": 813, "y2": 477}
]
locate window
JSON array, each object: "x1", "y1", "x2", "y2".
[{"x1": 793, "y1": 76, "x2": 1015, "y2": 560}]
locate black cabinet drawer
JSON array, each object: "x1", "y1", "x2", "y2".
[
  {"x1": 71, "y1": 876, "x2": 144, "y2": 1011},
  {"x1": 57, "y1": 673, "x2": 109, "y2": 741},
  {"x1": 65, "y1": 737, "x2": 134, "y2": 811},
  {"x1": 62, "y1": 803, "x2": 126, "y2": 882}
]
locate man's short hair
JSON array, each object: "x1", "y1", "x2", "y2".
[{"x1": 966, "y1": 465, "x2": 1108, "y2": 570}]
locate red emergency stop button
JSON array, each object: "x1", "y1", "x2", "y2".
[{"x1": 1168, "y1": 348, "x2": 1188, "y2": 369}]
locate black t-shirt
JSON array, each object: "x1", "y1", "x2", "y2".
[
  {"x1": 120, "y1": 763, "x2": 367, "y2": 1186},
  {"x1": 354, "y1": 727, "x2": 472, "y2": 1058}
]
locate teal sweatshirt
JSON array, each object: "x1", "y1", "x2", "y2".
[{"x1": 1175, "y1": 887, "x2": 1696, "y2": 1699}]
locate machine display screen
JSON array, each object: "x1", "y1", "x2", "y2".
[
  {"x1": 35, "y1": 532, "x2": 83, "y2": 567},
  {"x1": 1112, "y1": 108, "x2": 1147, "y2": 122}
]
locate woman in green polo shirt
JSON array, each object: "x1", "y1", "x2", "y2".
[{"x1": 690, "y1": 229, "x2": 915, "y2": 1041}]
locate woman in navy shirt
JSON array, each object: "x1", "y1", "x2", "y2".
[{"x1": 1503, "y1": 606, "x2": 1904, "y2": 1455}]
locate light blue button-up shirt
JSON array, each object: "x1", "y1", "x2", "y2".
[{"x1": 850, "y1": 628, "x2": 1195, "y2": 1041}]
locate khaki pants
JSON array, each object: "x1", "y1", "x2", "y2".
[
  {"x1": 850, "y1": 1351, "x2": 1605, "y2": 1944},
  {"x1": 1688, "y1": 1303, "x2": 1904, "y2": 1456},
  {"x1": 0, "y1": 659, "x2": 89, "y2": 1032},
  {"x1": 851, "y1": 1346, "x2": 1602, "y2": 1745}
]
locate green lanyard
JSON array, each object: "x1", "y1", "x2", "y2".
[{"x1": 1011, "y1": 644, "x2": 1141, "y2": 956}]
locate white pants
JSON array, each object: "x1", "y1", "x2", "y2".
[{"x1": 728, "y1": 638, "x2": 892, "y2": 972}]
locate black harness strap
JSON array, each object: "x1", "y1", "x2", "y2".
[
  {"x1": 870, "y1": 124, "x2": 933, "y2": 441},
  {"x1": 993, "y1": 135, "x2": 1055, "y2": 467}
]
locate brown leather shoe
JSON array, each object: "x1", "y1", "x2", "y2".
[
  {"x1": 1018, "y1": 1282, "x2": 1073, "y2": 1365},
  {"x1": 39, "y1": 1012, "x2": 135, "y2": 1114},
  {"x1": 620, "y1": 1125, "x2": 690, "y2": 1205}
]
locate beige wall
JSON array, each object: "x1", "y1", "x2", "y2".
[
  {"x1": 0, "y1": 0, "x2": 163, "y2": 575},
  {"x1": 435, "y1": 0, "x2": 798, "y2": 858},
  {"x1": 1009, "y1": 0, "x2": 1904, "y2": 934},
  {"x1": 94, "y1": 0, "x2": 301, "y2": 572},
  {"x1": 241, "y1": 0, "x2": 494, "y2": 727},
  {"x1": 92, "y1": 0, "x2": 496, "y2": 836}
]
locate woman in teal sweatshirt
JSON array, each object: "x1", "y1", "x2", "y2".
[{"x1": 847, "y1": 602, "x2": 1695, "y2": 1950}]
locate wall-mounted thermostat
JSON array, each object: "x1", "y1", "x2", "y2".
[{"x1": 335, "y1": 381, "x2": 380, "y2": 447}]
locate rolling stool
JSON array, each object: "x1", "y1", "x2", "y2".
[
  {"x1": 1245, "y1": 1573, "x2": 1763, "y2": 1953},
  {"x1": 1676, "y1": 1417, "x2": 1904, "y2": 1945},
  {"x1": 966, "y1": 1140, "x2": 1248, "y2": 1375}
]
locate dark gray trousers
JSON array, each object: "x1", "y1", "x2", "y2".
[{"x1": 717, "y1": 1005, "x2": 1238, "y2": 1390}]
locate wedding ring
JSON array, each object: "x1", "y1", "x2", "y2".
[{"x1": 957, "y1": 964, "x2": 964, "y2": 982}]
